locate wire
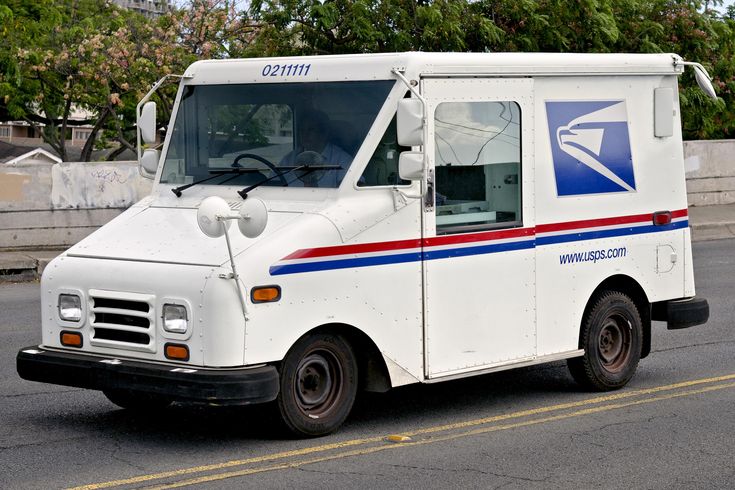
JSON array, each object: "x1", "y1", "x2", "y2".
[
  {"x1": 435, "y1": 133, "x2": 463, "y2": 165},
  {"x1": 435, "y1": 121, "x2": 520, "y2": 142},
  {"x1": 434, "y1": 102, "x2": 518, "y2": 166}
]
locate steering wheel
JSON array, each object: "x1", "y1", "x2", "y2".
[{"x1": 232, "y1": 153, "x2": 288, "y2": 187}]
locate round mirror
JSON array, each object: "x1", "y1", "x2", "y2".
[
  {"x1": 237, "y1": 198, "x2": 268, "y2": 238},
  {"x1": 197, "y1": 196, "x2": 232, "y2": 238}
]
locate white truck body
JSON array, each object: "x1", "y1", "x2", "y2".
[{"x1": 19, "y1": 52, "x2": 709, "y2": 436}]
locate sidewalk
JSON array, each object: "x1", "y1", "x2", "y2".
[
  {"x1": 1, "y1": 204, "x2": 733, "y2": 282},
  {"x1": 687, "y1": 203, "x2": 735, "y2": 242}
]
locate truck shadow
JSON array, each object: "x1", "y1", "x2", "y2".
[{"x1": 36, "y1": 361, "x2": 582, "y2": 443}]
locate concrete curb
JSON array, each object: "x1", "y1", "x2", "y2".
[
  {"x1": 0, "y1": 250, "x2": 61, "y2": 282},
  {"x1": 690, "y1": 223, "x2": 735, "y2": 242}
]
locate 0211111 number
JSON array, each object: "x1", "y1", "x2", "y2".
[{"x1": 261, "y1": 64, "x2": 311, "y2": 77}]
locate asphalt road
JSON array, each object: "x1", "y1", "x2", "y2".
[{"x1": 1, "y1": 239, "x2": 733, "y2": 489}]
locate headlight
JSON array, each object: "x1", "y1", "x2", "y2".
[
  {"x1": 58, "y1": 294, "x2": 82, "y2": 322},
  {"x1": 162, "y1": 304, "x2": 188, "y2": 333}
]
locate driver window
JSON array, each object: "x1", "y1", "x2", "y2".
[
  {"x1": 358, "y1": 116, "x2": 410, "y2": 187},
  {"x1": 434, "y1": 101, "x2": 522, "y2": 234}
]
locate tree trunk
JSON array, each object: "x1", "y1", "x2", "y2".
[
  {"x1": 105, "y1": 144, "x2": 129, "y2": 161},
  {"x1": 80, "y1": 106, "x2": 111, "y2": 162},
  {"x1": 59, "y1": 97, "x2": 72, "y2": 161}
]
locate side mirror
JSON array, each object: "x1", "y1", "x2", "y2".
[
  {"x1": 399, "y1": 151, "x2": 424, "y2": 181},
  {"x1": 140, "y1": 148, "x2": 159, "y2": 176},
  {"x1": 397, "y1": 98, "x2": 424, "y2": 146},
  {"x1": 692, "y1": 65, "x2": 717, "y2": 100},
  {"x1": 139, "y1": 101, "x2": 157, "y2": 145}
]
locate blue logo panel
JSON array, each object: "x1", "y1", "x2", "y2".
[{"x1": 546, "y1": 101, "x2": 635, "y2": 196}]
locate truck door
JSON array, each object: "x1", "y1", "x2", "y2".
[{"x1": 421, "y1": 78, "x2": 536, "y2": 378}]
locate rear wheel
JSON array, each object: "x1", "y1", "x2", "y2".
[
  {"x1": 103, "y1": 389, "x2": 172, "y2": 411},
  {"x1": 276, "y1": 333, "x2": 357, "y2": 437},
  {"x1": 568, "y1": 291, "x2": 643, "y2": 391}
]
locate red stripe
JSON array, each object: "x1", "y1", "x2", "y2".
[
  {"x1": 282, "y1": 209, "x2": 688, "y2": 260},
  {"x1": 536, "y1": 208, "x2": 688, "y2": 233},
  {"x1": 283, "y1": 228, "x2": 534, "y2": 260},
  {"x1": 423, "y1": 226, "x2": 535, "y2": 247},
  {"x1": 537, "y1": 212, "x2": 651, "y2": 233},
  {"x1": 282, "y1": 238, "x2": 422, "y2": 260}
]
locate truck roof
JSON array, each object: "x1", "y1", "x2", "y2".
[{"x1": 183, "y1": 52, "x2": 685, "y2": 84}]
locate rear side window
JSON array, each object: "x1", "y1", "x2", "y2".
[{"x1": 434, "y1": 101, "x2": 522, "y2": 234}]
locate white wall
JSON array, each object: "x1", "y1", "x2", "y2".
[
  {"x1": 684, "y1": 140, "x2": 735, "y2": 206},
  {"x1": 0, "y1": 161, "x2": 152, "y2": 249}
]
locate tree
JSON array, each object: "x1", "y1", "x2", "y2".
[
  {"x1": 0, "y1": 1, "x2": 181, "y2": 160},
  {"x1": 247, "y1": 0, "x2": 735, "y2": 140},
  {"x1": 0, "y1": 0, "x2": 253, "y2": 161},
  {"x1": 246, "y1": 0, "x2": 503, "y2": 55}
]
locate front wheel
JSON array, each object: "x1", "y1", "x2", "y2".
[
  {"x1": 276, "y1": 333, "x2": 357, "y2": 437},
  {"x1": 568, "y1": 291, "x2": 643, "y2": 391}
]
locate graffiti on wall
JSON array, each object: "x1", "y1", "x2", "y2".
[{"x1": 50, "y1": 162, "x2": 150, "y2": 209}]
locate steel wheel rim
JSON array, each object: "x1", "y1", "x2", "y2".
[
  {"x1": 294, "y1": 350, "x2": 342, "y2": 416},
  {"x1": 597, "y1": 314, "x2": 631, "y2": 372}
]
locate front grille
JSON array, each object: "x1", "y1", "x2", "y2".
[
  {"x1": 93, "y1": 328, "x2": 151, "y2": 345},
  {"x1": 93, "y1": 297, "x2": 149, "y2": 312},
  {"x1": 95, "y1": 312, "x2": 149, "y2": 329},
  {"x1": 88, "y1": 289, "x2": 155, "y2": 353}
]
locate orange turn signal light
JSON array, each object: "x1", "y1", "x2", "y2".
[
  {"x1": 60, "y1": 331, "x2": 83, "y2": 348},
  {"x1": 251, "y1": 285, "x2": 281, "y2": 303},
  {"x1": 164, "y1": 343, "x2": 190, "y2": 361}
]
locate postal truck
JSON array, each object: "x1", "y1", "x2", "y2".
[{"x1": 17, "y1": 53, "x2": 711, "y2": 436}]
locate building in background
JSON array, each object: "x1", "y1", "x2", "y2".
[
  {"x1": 0, "y1": 106, "x2": 95, "y2": 149},
  {"x1": 111, "y1": 0, "x2": 174, "y2": 19}
]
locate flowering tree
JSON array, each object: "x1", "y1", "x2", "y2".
[
  {"x1": 0, "y1": 0, "x2": 253, "y2": 161},
  {"x1": 176, "y1": 0, "x2": 258, "y2": 58}
]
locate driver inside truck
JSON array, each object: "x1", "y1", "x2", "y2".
[{"x1": 280, "y1": 110, "x2": 353, "y2": 187}]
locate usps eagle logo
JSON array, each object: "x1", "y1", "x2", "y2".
[{"x1": 546, "y1": 101, "x2": 636, "y2": 196}]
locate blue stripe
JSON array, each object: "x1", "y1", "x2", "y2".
[
  {"x1": 536, "y1": 220, "x2": 688, "y2": 246},
  {"x1": 271, "y1": 240, "x2": 534, "y2": 275},
  {"x1": 423, "y1": 239, "x2": 535, "y2": 260},
  {"x1": 269, "y1": 220, "x2": 689, "y2": 275},
  {"x1": 270, "y1": 251, "x2": 423, "y2": 276}
]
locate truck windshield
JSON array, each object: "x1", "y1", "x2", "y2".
[{"x1": 160, "y1": 80, "x2": 395, "y2": 189}]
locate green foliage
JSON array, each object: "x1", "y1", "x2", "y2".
[{"x1": 248, "y1": 0, "x2": 735, "y2": 140}]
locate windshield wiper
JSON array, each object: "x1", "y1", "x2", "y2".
[
  {"x1": 238, "y1": 165, "x2": 341, "y2": 199},
  {"x1": 171, "y1": 168, "x2": 267, "y2": 197}
]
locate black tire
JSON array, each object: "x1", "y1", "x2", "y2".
[
  {"x1": 568, "y1": 291, "x2": 643, "y2": 391},
  {"x1": 103, "y1": 389, "x2": 173, "y2": 411},
  {"x1": 276, "y1": 333, "x2": 358, "y2": 437}
]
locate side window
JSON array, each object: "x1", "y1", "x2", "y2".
[
  {"x1": 434, "y1": 101, "x2": 521, "y2": 234},
  {"x1": 358, "y1": 115, "x2": 411, "y2": 187}
]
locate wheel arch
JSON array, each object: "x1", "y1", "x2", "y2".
[
  {"x1": 289, "y1": 323, "x2": 392, "y2": 393},
  {"x1": 582, "y1": 275, "x2": 652, "y2": 358}
]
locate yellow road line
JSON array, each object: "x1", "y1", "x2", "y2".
[
  {"x1": 145, "y1": 382, "x2": 735, "y2": 490},
  {"x1": 407, "y1": 372, "x2": 735, "y2": 437},
  {"x1": 70, "y1": 373, "x2": 735, "y2": 490},
  {"x1": 69, "y1": 437, "x2": 385, "y2": 490}
]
